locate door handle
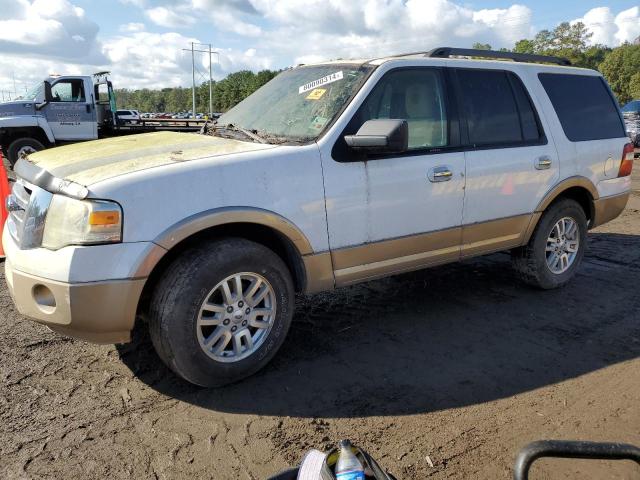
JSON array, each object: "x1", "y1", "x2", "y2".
[
  {"x1": 535, "y1": 156, "x2": 552, "y2": 170},
  {"x1": 428, "y1": 166, "x2": 453, "y2": 182}
]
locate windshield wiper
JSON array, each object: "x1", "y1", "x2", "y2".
[
  {"x1": 212, "y1": 123, "x2": 268, "y2": 144},
  {"x1": 200, "y1": 121, "x2": 311, "y2": 145}
]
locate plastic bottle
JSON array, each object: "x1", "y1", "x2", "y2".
[{"x1": 335, "y1": 440, "x2": 365, "y2": 480}]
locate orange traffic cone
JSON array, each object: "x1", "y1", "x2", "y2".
[{"x1": 0, "y1": 152, "x2": 10, "y2": 258}]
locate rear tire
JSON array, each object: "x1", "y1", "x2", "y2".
[
  {"x1": 7, "y1": 137, "x2": 45, "y2": 167},
  {"x1": 512, "y1": 199, "x2": 587, "y2": 289},
  {"x1": 149, "y1": 238, "x2": 295, "y2": 387}
]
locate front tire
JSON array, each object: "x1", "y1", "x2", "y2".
[
  {"x1": 149, "y1": 238, "x2": 295, "y2": 387},
  {"x1": 512, "y1": 199, "x2": 587, "y2": 289},
  {"x1": 7, "y1": 137, "x2": 45, "y2": 167}
]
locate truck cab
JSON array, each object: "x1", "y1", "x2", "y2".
[{"x1": 0, "y1": 73, "x2": 116, "y2": 165}]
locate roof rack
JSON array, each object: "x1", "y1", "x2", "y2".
[{"x1": 425, "y1": 47, "x2": 571, "y2": 66}]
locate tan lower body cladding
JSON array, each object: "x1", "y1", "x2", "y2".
[
  {"x1": 330, "y1": 214, "x2": 535, "y2": 287},
  {"x1": 312, "y1": 192, "x2": 629, "y2": 289}
]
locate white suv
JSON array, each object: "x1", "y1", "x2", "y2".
[
  {"x1": 4, "y1": 48, "x2": 633, "y2": 386},
  {"x1": 116, "y1": 109, "x2": 140, "y2": 124}
]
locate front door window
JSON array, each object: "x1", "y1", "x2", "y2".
[{"x1": 51, "y1": 80, "x2": 86, "y2": 102}]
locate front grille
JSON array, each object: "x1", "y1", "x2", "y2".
[
  {"x1": 6, "y1": 179, "x2": 52, "y2": 249},
  {"x1": 7, "y1": 181, "x2": 31, "y2": 245}
]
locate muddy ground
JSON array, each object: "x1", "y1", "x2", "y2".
[{"x1": 1, "y1": 170, "x2": 639, "y2": 480}]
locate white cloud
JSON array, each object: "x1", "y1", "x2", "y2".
[
  {"x1": 614, "y1": 6, "x2": 640, "y2": 44},
  {"x1": 102, "y1": 31, "x2": 199, "y2": 88},
  {"x1": 0, "y1": 0, "x2": 103, "y2": 61},
  {"x1": 120, "y1": 22, "x2": 146, "y2": 33},
  {"x1": 146, "y1": 6, "x2": 195, "y2": 28},
  {"x1": 1, "y1": 1, "x2": 639, "y2": 94},
  {"x1": 573, "y1": 6, "x2": 640, "y2": 46},
  {"x1": 118, "y1": 0, "x2": 146, "y2": 7},
  {"x1": 246, "y1": 0, "x2": 535, "y2": 66},
  {"x1": 208, "y1": 10, "x2": 262, "y2": 37}
]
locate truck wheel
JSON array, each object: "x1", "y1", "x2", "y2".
[
  {"x1": 512, "y1": 199, "x2": 587, "y2": 290},
  {"x1": 7, "y1": 137, "x2": 45, "y2": 166},
  {"x1": 149, "y1": 238, "x2": 295, "y2": 387}
]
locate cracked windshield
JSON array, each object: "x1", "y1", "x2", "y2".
[{"x1": 216, "y1": 65, "x2": 373, "y2": 143}]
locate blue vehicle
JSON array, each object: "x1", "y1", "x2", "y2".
[{"x1": 622, "y1": 100, "x2": 640, "y2": 147}]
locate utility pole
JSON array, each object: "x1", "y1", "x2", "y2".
[
  {"x1": 183, "y1": 43, "x2": 219, "y2": 118},
  {"x1": 191, "y1": 42, "x2": 196, "y2": 118},
  {"x1": 208, "y1": 45, "x2": 213, "y2": 115}
]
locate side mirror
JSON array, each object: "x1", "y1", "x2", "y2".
[{"x1": 344, "y1": 119, "x2": 408, "y2": 154}]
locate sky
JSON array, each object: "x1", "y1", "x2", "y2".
[{"x1": 0, "y1": 0, "x2": 638, "y2": 96}]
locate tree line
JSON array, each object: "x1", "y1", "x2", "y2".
[
  {"x1": 474, "y1": 22, "x2": 640, "y2": 104},
  {"x1": 114, "y1": 69, "x2": 279, "y2": 114},
  {"x1": 116, "y1": 22, "x2": 640, "y2": 114}
]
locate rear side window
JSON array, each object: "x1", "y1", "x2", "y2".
[
  {"x1": 457, "y1": 69, "x2": 542, "y2": 146},
  {"x1": 539, "y1": 73, "x2": 625, "y2": 141}
]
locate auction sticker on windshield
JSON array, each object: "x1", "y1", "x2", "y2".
[
  {"x1": 306, "y1": 88, "x2": 326, "y2": 100},
  {"x1": 299, "y1": 71, "x2": 343, "y2": 94}
]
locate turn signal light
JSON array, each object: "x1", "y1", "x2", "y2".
[
  {"x1": 89, "y1": 210, "x2": 120, "y2": 226},
  {"x1": 618, "y1": 143, "x2": 635, "y2": 177}
]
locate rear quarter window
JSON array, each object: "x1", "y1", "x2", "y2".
[{"x1": 538, "y1": 73, "x2": 625, "y2": 142}]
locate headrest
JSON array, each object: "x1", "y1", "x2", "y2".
[{"x1": 405, "y1": 84, "x2": 435, "y2": 119}]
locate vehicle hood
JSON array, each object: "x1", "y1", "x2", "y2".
[
  {"x1": 0, "y1": 101, "x2": 35, "y2": 118},
  {"x1": 26, "y1": 131, "x2": 278, "y2": 185}
]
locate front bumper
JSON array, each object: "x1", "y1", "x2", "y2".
[{"x1": 5, "y1": 258, "x2": 144, "y2": 343}]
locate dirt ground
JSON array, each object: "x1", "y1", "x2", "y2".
[{"x1": 1, "y1": 170, "x2": 640, "y2": 480}]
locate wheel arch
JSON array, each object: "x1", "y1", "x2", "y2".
[
  {"x1": 1, "y1": 127, "x2": 52, "y2": 158},
  {"x1": 524, "y1": 177, "x2": 598, "y2": 243},
  {"x1": 0, "y1": 117, "x2": 55, "y2": 145},
  {"x1": 134, "y1": 208, "x2": 321, "y2": 320}
]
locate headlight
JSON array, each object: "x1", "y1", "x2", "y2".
[{"x1": 42, "y1": 195, "x2": 122, "y2": 250}]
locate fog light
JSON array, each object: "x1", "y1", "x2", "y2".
[{"x1": 33, "y1": 284, "x2": 56, "y2": 314}]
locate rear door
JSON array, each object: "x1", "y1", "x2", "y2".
[
  {"x1": 538, "y1": 73, "x2": 630, "y2": 188},
  {"x1": 456, "y1": 68, "x2": 559, "y2": 257},
  {"x1": 44, "y1": 78, "x2": 97, "y2": 141}
]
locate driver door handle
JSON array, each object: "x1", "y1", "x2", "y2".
[
  {"x1": 428, "y1": 166, "x2": 453, "y2": 182},
  {"x1": 535, "y1": 156, "x2": 552, "y2": 170}
]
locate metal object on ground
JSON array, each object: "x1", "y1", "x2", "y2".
[{"x1": 514, "y1": 440, "x2": 640, "y2": 480}]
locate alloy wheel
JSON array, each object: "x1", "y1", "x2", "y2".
[
  {"x1": 545, "y1": 216, "x2": 580, "y2": 274},
  {"x1": 196, "y1": 272, "x2": 276, "y2": 363}
]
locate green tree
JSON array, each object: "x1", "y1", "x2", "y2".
[
  {"x1": 580, "y1": 44, "x2": 612, "y2": 70},
  {"x1": 510, "y1": 21, "x2": 611, "y2": 70},
  {"x1": 600, "y1": 43, "x2": 640, "y2": 103},
  {"x1": 551, "y1": 22, "x2": 592, "y2": 51},
  {"x1": 113, "y1": 69, "x2": 280, "y2": 113},
  {"x1": 472, "y1": 42, "x2": 492, "y2": 50},
  {"x1": 513, "y1": 39, "x2": 535, "y2": 54}
]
